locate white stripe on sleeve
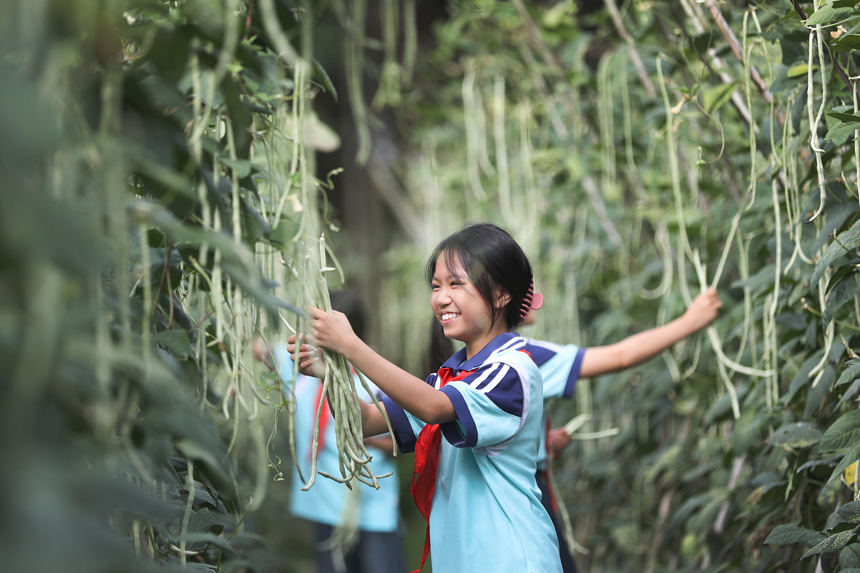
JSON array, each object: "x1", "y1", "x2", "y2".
[
  {"x1": 468, "y1": 363, "x2": 502, "y2": 389},
  {"x1": 479, "y1": 364, "x2": 511, "y2": 394}
]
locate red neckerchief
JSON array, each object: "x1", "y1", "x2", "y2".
[
  {"x1": 311, "y1": 383, "x2": 330, "y2": 460},
  {"x1": 542, "y1": 415, "x2": 558, "y2": 512},
  {"x1": 411, "y1": 365, "x2": 475, "y2": 573},
  {"x1": 410, "y1": 348, "x2": 533, "y2": 573},
  {"x1": 310, "y1": 366, "x2": 357, "y2": 460}
]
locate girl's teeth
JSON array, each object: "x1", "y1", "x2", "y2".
[{"x1": 442, "y1": 313, "x2": 459, "y2": 320}]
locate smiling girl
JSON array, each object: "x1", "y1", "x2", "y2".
[{"x1": 289, "y1": 222, "x2": 561, "y2": 573}]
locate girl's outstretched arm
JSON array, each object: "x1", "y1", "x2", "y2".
[
  {"x1": 291, "y1": 306, "x2": 458, "y2": 427},
  {"x1": 579, "y1": 288, "x2": 722, "y2": 378}
]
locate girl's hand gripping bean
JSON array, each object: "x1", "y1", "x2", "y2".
[
  {"x1": 682, "y1": 288, "x2": 723, "y2": 332},
  {"x1": 306, "y1": 306, "x2": 362, "y2": 359},
  {"x1": 286, "y1": 334, "x2": 327, "y2": 379}
]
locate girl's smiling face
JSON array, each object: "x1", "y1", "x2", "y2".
[{"x1": 431, "y1": 253, "x2": 510, "y2": 358}]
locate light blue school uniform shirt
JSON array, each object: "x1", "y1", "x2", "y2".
[
  {"x1": 274, "y1": 346, "x2": 399, "y2": 532},
  {"x1": 523, "y1": 339, "x2": 586, "y2": 471},
  {"x1": 383, "y1": 332, "x2": 562, "y2": 573}
]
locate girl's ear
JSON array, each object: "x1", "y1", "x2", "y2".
[{"x1": 493, "y1": 289, "x2": 511, "y2": 309}]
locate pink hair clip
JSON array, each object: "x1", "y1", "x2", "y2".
[{"x1": 518, "y1": 278, "x2": 544, "y2": 324}]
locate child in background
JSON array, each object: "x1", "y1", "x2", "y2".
[
  {"x1": 521, "y1": 288, "x2": 722, "y2": 572},
  {"x1": 290, "y1": 222, "x2": 562, "y2": 573},
  {"x1": 260, "y1": 290, "x2": 405, "y2": 573}
]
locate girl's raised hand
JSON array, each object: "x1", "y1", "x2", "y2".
[
  {"x1": 307, "y1": 306, "x2": 361, "y2": 358},
  {"x1": 285, "y1": 306, "x2": 360, "y2": 379},
  {"x1": 683, "y1": 288, "x2": 722, "y2": 332}
]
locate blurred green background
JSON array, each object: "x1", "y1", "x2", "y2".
[{"x1": 7, "y1": 1, "x2": 860, "y2": 572}]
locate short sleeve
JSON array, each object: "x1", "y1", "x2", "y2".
[
  {"x1": 538, "y1": 344, "x2": 585, "y2": 400},
  {"x1": 381, "y1": 374, "x2": 434, "y2": 454},
  {"x1": 438, "y1": 361, "x2": 526, "y2": 449}
]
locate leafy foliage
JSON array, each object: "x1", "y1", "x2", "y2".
[{"x1": 0, "y1": 0, "x2": 332, "y2": 570}]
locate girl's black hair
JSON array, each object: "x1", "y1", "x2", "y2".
[
  {"x1": 425, "y1": 222, "x2": 533, "y2": 331},
  {"x1": 426, "y1": 317, "x2": 455, "y2": 373}
]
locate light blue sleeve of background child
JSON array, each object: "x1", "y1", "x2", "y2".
[{"x1": 540, "y1": 344, "x2": 585, "y2": 401}]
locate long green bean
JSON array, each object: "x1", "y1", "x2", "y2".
[
  {"x1": 463, "y1": 61, "x2": 488, "y2": 201},
  {"x1": 805, "y1": 7, "x2": 828, "y2": 223},
  {"x1": 298, "y1": 236, "x2": 396, "y2": 491}
]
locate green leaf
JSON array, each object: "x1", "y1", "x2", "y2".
[
  {"x1": 816, "y1": 201, "x2": 857, "y2": 254},
  {"x1": 800, "y1": 454, "x2": 843, "y2": 472},
  {"x1": 148, "y1": 28, "x2": 192, "y2": 83},
  {"x1": 666, "y1": 493, "x2": 710, "y2": 539},
  {"x1": 833, "y1": 33, "x2": 860, "y2": 51},
  {"x1": 772, "y1": 66, "x2": 805, "y2": 95},
  {"x1": 806, "y1": 365, "x2": 836, "y2": 419},
  {"x1": 838, "y1": 360, "x2": 860, "y2": 387},
  {"x1": 734, "y1": 411, "x2": 771, "y2": 455},
  {"x1": 830, "y1": 442, "x2": 860, "y2": 483},
  {"x1": 134, "y1": 157, "x2": 199, "y2": 201},
  {"x1": 152, "y1": 329, "x2": 193, "y2": 359},
  {"x1": 175, "y1": 532, "x2": 234, "y2": 551},
  {"x1": 768, "y1": 422, "x2": 823, "y2": 449},
  {"x1": 201, "y1": 135, "x2": 223, "y2": 157},
  {"x1": 827, "y1": 111, "x2": 860, "y2": 124},
  {"x1": 826, "y1": 121, "x2": 858, "y2": 143},
  {"x1": 791, "y1": 85, "x2": 807, "y2": 130},
  {"x1": 220, "y1": 260, "x2": 303, "y2": 317},
  {"x1": 827, "y1": 259, "x2": 859, "y2": 294},
  {"x1": 175, "y1": 439, "x2": 222, "y2": 470},
  {"x1": 240, "y1": 195, "x2": 271, "y2": 244},
  {"x1": 787, "y1": 63, "x2": 810, "y2": 78},
  {"x1": 765, "y1": 524, "x2": 825, "y2": 546},
  {"x1": 775, "y1": 313, "x2": 807, "y2": 331},
  {"x1": 838, "y1": 379, "x2": 860, "y2": 410},
  {"x1": 185, "y1": 557, "x2": 219, "y2": 571},
  {"x1": 705, "y1": 384, "x2": 749, "y2": 424},
  {"x1": 221, "y1": 76, "x2": 253, "y2": 160},
  {"x1": 731, "y1": 264, "x2": 776, "y2": 292},
  {"x1": 834, "y1": 1, "x2": 859, "y2": 9},
  {"x1": 269, "y1": 219, "x2": 300, "y2": 246},
  {"x1": 220, "y1": 157, "x2": 253, "y2": 178},
  {"x1": 188, "y1": 507, "x2": 213, "y2": 534},
  {"x1": 839, "y1": 501, "x2": 860, "y2": 525},
  {"x1": 313, "y1": 59, "x2": 338, "y2": 102},
  {"x1": 802, "y1": 527, "x2": 859, "y2": 558},
  {"x1": 812, "y1": 219, "x2": 860, "y2": 290},
  {"x1": 783, "y1": 351, "x2": 825, "y2": 404},
  {"x1": 825, "y1": 274, "x2": 860, "y2": 324},
  {"x1": 821, "y1": 410, "x2": 860, "y2": 452},
  {"x1": 702, "y1": 83, "x2": 737, "y2": 114},
  {"x1": 805, "y1": 6, "x2": 856, "y2": 27}
]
